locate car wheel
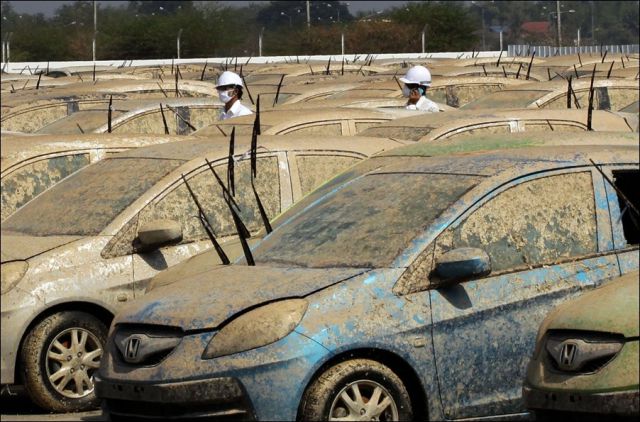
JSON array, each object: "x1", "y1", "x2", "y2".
[
  {"x1": 20, "y1": 311, "x2": 107, "y2": 412},
  {"x1": 300, "y1": 359, "x2": 413, "y2": 421}
]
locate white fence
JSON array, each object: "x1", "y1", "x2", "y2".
[{"x1": 508, "y1": 44, "x2": 639, "y2": 57}]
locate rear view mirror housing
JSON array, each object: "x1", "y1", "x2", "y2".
[
  {"x1": 431, "y1": 247, "x2": 491, "y2": 288},
  {"x1": 136, "y1": 219, "x2": 183, "y2": 251}
]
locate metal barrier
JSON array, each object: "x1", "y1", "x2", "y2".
[{"x1": 508, "y1": 44, "x2": 639, "y2": 57}]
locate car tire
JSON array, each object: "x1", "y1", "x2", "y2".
[
  {"x1": 20, "y1": 311, "x2": 107, "y2": 413},
  {"x1": 300, "y1": 358, "x2": 413, "y2": 421}
]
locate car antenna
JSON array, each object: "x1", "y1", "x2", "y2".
[
  {"x1": 107, "y1": 95, "x2": 113, "y2": 133},
  {"x1": 159, "y1": 104, "x2": 170, "y2": 134},
  {"x1": 273, "y1": 75, "x2": 285, "y2": 107},
  {"x1": 242, "y1": 75, "x2": 255, "y2": 105},
  {"x1": 182, "y1": 174, "x2": 230, "y2": 265},
  {"x1": 586, "y1": 64, "x2": 596, "y2": 131},
  {"x1": 525, "y1": 51, "x2": 535, "y2": 80},
  {"x1": 200, "y1": 61, "x2": 208, "y2": 81},
  {"x1": 207, "y1": 165, "x2": 255, "y2": 265},
  {"x1": 589, "y1": 159, "x2": 640, "y2": 224},
  {"x1": 227, "y1": 127, "x2": 236, "y2": 197}
]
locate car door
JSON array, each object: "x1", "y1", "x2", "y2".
[
  {"x1": 427, "y1": 168, "x2": 620, "y2": 419},
  {"x1": 601, "y1": 165, "x2": 639, "y2": 274}
]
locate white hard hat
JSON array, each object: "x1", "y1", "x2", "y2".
[
  {"x1": 399, "y1": 65, "x2": 432, "y2": 87},
  {"x1": 215, "y1": 71, "x2": 243, "y2": 88}
]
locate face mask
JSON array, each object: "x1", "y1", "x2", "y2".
[
  {"x1": 402, "y1": 86, "x2": 411, "y2": 97},
  {"x1": 218, "y1": 90, "x2": 234, "y2": 104}
]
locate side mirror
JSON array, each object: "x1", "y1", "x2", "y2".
[
  {"x1": 432, "y1": 247, "x2": 491, "y2": 288},
  {"x1": 137, "y1": 219, "x2": 183, "y2": 251}
]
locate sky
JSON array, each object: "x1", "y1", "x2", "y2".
[{"x1": 6, "y1": 1, "x2": 413, "y2": 17}]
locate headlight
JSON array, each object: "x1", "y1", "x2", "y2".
[
  {"x1": 1, "y1": 261, "x2": 28, "y2": 294},
  {"x1": 202, "y1": 298, "x2": 308, "y2": 359}
]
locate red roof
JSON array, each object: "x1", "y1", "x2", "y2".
[{"x1": 521, "y1": 21, "x2": 551, "y2": 34}]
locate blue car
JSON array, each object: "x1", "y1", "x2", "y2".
[{"x1": 96, "y1": 138, "x2": 639, "y2": 420}]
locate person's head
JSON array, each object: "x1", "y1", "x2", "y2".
[
  {"x1": 399, "y1": 65, "x2": 432, "y2": 98},
  {"x1": 215, "y1": 71, "x2": 244, "y2": 104}
]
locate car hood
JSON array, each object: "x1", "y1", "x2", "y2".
[
  {"x1": 115, "y1": 265, "x2": 370, "y2": 331},
  {"x1": 0, "y1": 233, "x2": 84, "y2": 263},
  {"x1": 545, "y1": 271, "x2": 639, "y2": 338}
]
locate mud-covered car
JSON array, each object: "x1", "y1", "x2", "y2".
[
  {"x1": 0, "y1": 134, "x2": 402, "y2": 412},
  {"x1": 523, "y1": 270, "x2": 639, "y2": 420},
  {"x1": 96, "y1": 141, "x2": 638, "y2": 421}
]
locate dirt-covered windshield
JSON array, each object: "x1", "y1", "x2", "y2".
[
  {"x1": 3, "y1": 157, "x2": 184, "y2": 237},
  {"x1": 461, "y1": 90, "x2": 552, "y2": 110},
  {"x1": 252, "y1": 172, "x2": 481, "y2": 268}
]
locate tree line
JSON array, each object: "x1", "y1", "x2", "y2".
[{"x1": 1, "y1": 1, "x2": 637, "y2": 62}]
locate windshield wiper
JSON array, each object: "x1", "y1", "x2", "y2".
[
  {"x1": 227, "y1": 127, "x2": 235, "y2": 196},
  {"x1": 207, "y1": 164, "x2": 255, "y2": 266},
  {"x1": 181, "y1": 174, "x2": 230, "y2": 265}
]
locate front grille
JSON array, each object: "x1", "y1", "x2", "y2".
[
  {"x1": 545, "y1": 330, "x2": 624, "y2": 374},
  {"x1": 113, "y1": 324, "x2": 184, "y2": 367}
]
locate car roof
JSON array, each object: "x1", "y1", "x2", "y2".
[
  {"x1": 367, "y1": 143, "x2": 638, "y2": 178},
  {"x1": 111, "y1": 133, "x2": 406, "y2": 161},
  {"x1": 378, "y1": 131, "x2": 640, "y2": 159}
]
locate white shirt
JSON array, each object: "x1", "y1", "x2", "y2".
[
  {"x1": 406, "y1": 96, "x2": 440, "y2": 113},
  {"x1": 219, "y1": 100, "x2": 253, "y2": 121}
]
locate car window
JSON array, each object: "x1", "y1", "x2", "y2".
[
  {"x1": 295, "y1": 154, "x2": 361, "y2": 196},
  {"x1": 1, "y1": 154, "x2": 90, "y2": 222},
  {"x1": 441, "y1": 124, "x2": 511, "y2": 140},
  {"x1": 252, "y1": 173, "x2": 481, "y2": 268},
  {"x1": 434, "y1": 172, "x2": 597, "y2": 274},
  {"x1": 137, "y1": 156, "x2": 281, "y2": 246},
  {"x1": 281, "y1": 122, "x2": 343, "y2": 136},
  {"x1": 607, "y1": 88, "x2": 639, "y2": 111},
  {"x1": 359, "y1": 125, "x2": 435, "y2": 142},
  {"x1": 113, "y1": 110, "x2": 179, "y2": 135},
  {"x1": 3, "y1": 157, "x2": 183, "y2": 236},
  {"x1": 611, "y1": 170, "x2": 640, "y2": 246},
  {"x1": 354, "y1": 121, "x2": 385, "y2": 133},
  {"x1": 429, "y1": 84, "x2": 503, "y2": 108},
  {"x1": 522, "y1": 121, "x2": 586, "y2": 132}
]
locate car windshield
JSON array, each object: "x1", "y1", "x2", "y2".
[
  {"x1": 252, "y1": 172, "x2": 481, "y2": 268},
  {"x1": 461, "y1": 90, "x2": 551, "y2": 110},
  {"x1": 3, "y1": 157, "x2": 184, "y2": 236},
  {"x1": 358, "y1": 125, "x2": 435, "y2": 141}
]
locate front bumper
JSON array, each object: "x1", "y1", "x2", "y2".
[
  {"x1": 523, "y1": 384, "x2": 639, "y2": 416},
  {"x1": 96, "y1": 375, "x2": 255, "y2": 420}
]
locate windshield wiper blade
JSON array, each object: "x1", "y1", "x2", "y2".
[
  {"x1": 181, "y1": 174, "x2": 230, "y2": 265},
  {"x1": 589, "y1": 159, "x2": 640, "y2": 222},
  {"x1": 207, "y1": 165, "x2": 255, "y2": 266},
  {"x1": 205, "y1": 159, "x2": 250, "y2": 239},
  {"x1": 227, "y1": 127, "x2": 236, "y2": 196}
]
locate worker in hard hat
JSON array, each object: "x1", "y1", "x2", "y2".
[
  {"x1": 215, "y1": 71, "x2": 253, "y2": 120},
  {"x1": 399, "y1": 65, "x2": 439, "y2": 113}
]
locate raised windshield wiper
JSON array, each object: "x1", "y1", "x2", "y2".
[
  {"x1": 249, "y1": 108, "x2": 272, "y2": 233},
  {"x1": 181, "y1": 174, "x2": 230, "y2": 265},
  {"x1": 227, "y1": 127, "x2": 235, "y2": 196},
  {"x1": 206, "y1": 163, "x2": 255, "y2": 266}
]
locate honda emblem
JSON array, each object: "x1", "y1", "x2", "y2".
[
  {"x1": 558, "y1": 341, "x2": 578, "y2": 370},
  {"x1": 125, "y1": 336, "x2": 141, "y2": 361}
]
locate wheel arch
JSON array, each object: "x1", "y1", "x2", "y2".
[
  {"x1": 14, "y1": 301, "x2": 114, "y2": 384},
  {"x1": 297, "y1": 347, "x2": 429, "y2": 421}
]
